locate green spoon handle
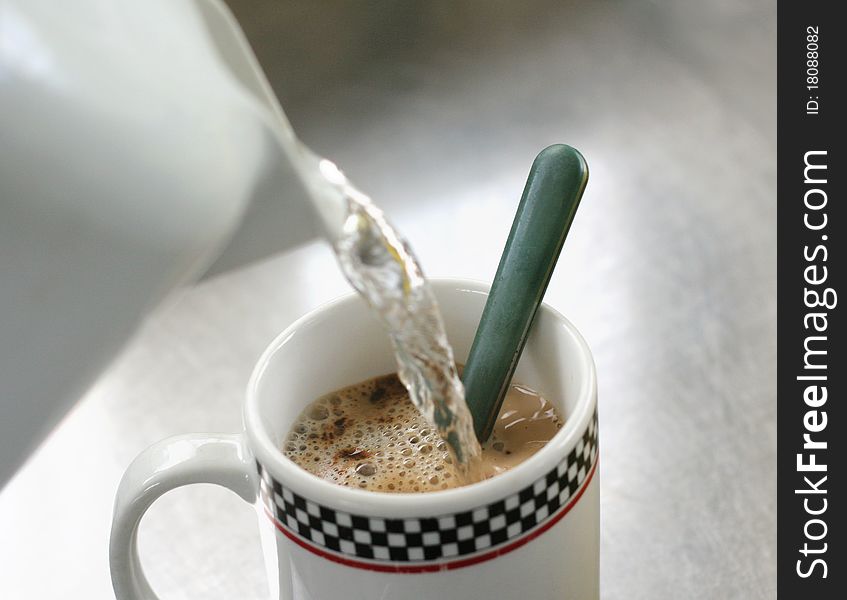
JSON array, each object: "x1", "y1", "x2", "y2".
[{"x1": 462, "y1": 144, "x2": 588, "y2": 442}]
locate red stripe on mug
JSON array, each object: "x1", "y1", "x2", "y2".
[{"x1": 264, "y1": 458, "x2": 598, "y2": 573}]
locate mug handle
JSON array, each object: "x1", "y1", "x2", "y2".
[{"x1": 109, "y1": 433, "x2": 260, "y2": 599}]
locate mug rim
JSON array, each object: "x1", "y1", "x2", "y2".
[{"x1": 244, "y1": 278, "x2": 597, "y2": 519}]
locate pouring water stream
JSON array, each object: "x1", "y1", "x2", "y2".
[
  {"x1": 294, "y1": 147, "x2": 483, "y2": 479},
  {"x1": 211, "y1": 7, "x2": 483, "y2": 476}
]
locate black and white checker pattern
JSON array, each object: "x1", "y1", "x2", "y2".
[{"x1": 259, "y1": 409, "x2": 597, "y2": 563}]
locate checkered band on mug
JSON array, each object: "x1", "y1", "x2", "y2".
[{"x1": 258, "y1": 408, "x2": 598, "y2": 565}]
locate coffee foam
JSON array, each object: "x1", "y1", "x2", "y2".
[
  {"x1": 284, "y1": 374, "x2": 458, "y2": 492},
  {"x1": 283, "y1": 373, "x2": 563, "y2": 493}
]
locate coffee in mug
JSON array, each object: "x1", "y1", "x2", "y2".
[
  {"x1": 110, "y1": 280, "x2": 599, "y2": 600},
  {"x1": 283, "y1": 372, "x2": 563, "y2": 492}
]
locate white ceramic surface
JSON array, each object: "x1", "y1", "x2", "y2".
[
  {"x1": 0, "y1": 0, "x2": 320, "y2": 484},
  {"x1": 109, "y1": 279, "x2": 599, "y2": 599}
]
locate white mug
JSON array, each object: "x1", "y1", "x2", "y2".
[{"x1": 110, "y1": 279, "x2": 599, "y2": 599}]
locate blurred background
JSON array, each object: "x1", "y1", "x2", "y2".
[{"x1": 0, "y1": 0, "x2": 775, "y2": 598}]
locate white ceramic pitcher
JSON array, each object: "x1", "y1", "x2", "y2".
[{"x1": 0, "y1": 0, "x2": 334, "y2": 484}]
